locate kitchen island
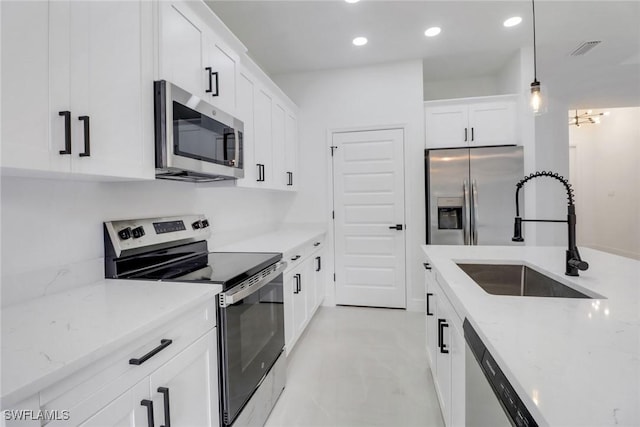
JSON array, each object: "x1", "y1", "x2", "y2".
[{"x1": 422, "y1": 245, "x2": 639, "y2": 427}]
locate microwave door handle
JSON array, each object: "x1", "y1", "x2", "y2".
[{"x1": 463, "y1": 179, "x2": 470, "y2": 245}]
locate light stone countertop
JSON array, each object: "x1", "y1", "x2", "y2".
[
  {"x1": 0, "y1": 279, "x2": 220, "y2": 407},
  {"x1": 215, "y1": 224, "x2": 326, "y2": 254},
  {"x1": 421, "y1": 245, "x2": 640, "y2": 427}
]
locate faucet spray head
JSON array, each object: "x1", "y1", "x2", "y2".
[{"x1": 512, "y1": 217, "x2": 524, "y2": 242}]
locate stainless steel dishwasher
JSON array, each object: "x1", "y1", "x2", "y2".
[{"x1": 464, "y1": 319, "x2": 538, "y2": 427}]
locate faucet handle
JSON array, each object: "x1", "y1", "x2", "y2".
[{"x1": 568, "y1": 258, "x2": 589, "y2": 271}]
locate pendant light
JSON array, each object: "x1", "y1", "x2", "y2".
[{"x1": 530, "y1": 0, "x2": 543, "y2": 114}]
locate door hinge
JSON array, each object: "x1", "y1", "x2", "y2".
[{"x1": 330, "y1": 146, "x2": 338, "y2": 156}]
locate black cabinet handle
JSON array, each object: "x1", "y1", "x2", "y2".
[
  {"x1": 205, "y1": 67, "x2": 213, "y2": 93},
  {"x1": 211, "y1": 71, "x2": 219, "y2": 97},
  {"x1": 315, "y1": 256, "x2": 321, "y2": 272},
  {"x1": 256, "y1": 164, "x2": 265, "y2": 182},
  {"x1": 471, "y1": 127, "x2": 475, "y2": 142},
  {"x1": 423, "y1": 262, "x2": 431, "y2": 270},
  {"x1": 438, "y1": 319, "x2": 449, "y2": 354},
  {"x1": 426, "y1": 293, "x2": 433, "y2": 316},
  {"x1": 291, "y1": 255, "x2": 301, "y2": 261},
  {"x1": 59, "y1": 111, "x2": 71, "y2": 155},
  {"x1": 313, "y1": 242, "x2": 321, "y2": 247},
  {"x1": 296, "y1": 273, "x2": 302, "y2": 293},
  {"x1": 158, "y1": 387, "x2": 171, "y2": 427},
  {"x1": 389, "y1": 224, "x2": 403, "y2": 230},
  {"x1": 287, "y1": 171, "x2": 293, "y2": 186},
  {"x1": 141, "y1": 400, "x2": 154, "y2": 427},
  {"x1": 78, "y1": 116, "x2": 90, "y2": 157},
  {"x1": 293, "y1": 274, "x2": 300, "y2": 294},
  {"x1": 464, "y1": 127, "x2": 468, "y2": 142},
  {"x1": 129, "y1": 339, "x2": 172, "y2": 365}
]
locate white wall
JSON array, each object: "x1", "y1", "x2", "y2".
[
  {"x1": 569, "y1": 107, "x2": 640, "y2": 260},
  {"x1": 274, "y1": 60, "x2": 426, "y2": 311},
  {"x1": 423, "y1": 75, "x2": 499, "y2": 101},
  {"x1": 0, "y1": 176, "x2": 295, "y2": 306}
]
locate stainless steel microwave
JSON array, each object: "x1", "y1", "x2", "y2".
[{"x1": 154, "y1": 80, "x2": 244, "y2": 182}]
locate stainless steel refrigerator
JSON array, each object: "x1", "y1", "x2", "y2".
[{"x1": 425, "y1": 146, "x2": 524, "y2": 245}]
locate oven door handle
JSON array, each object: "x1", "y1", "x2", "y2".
[{"x1": 219, "y1": 261, "x2": 287, "y2": 307}]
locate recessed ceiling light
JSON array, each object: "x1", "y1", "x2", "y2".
[
  {"x1": 503, "y1": 16, "x2": 522, "y2": 27},
  {"x1": 352, "y1": 36, "x2": 368, "y2": 46},
  {"x1": 345, "y1": 0, "x2": 360, "y2": 3},
  {"x1": 424, "y1": 27, "x2": 441, "y2": 37}
]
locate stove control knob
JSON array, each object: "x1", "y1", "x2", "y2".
[
  {"x1": 192, "y1": 220, "x2": 203, "y2": 230},
  {"x1": 201, "y1": 219, "x2": 210, "y2": 228},
  {"x1": 118, "y1": 227, "x2": 132, "y2": 240},
  {"x1": 132, "y1": 226, "x2": 145, "y2": 238}
]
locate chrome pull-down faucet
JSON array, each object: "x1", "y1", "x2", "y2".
[{"x1": 512, "y1": 171, "x2": 589, "y2": 276}]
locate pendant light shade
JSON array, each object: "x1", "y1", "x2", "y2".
[{"x1": 530, "y1": 0, "x2": 545, "y2": 115}]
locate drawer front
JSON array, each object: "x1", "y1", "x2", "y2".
[{"x1": 41, "y1": 298, "x2": 216, "y2": 425}]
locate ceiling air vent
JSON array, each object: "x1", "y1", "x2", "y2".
[{"x1": 569, "y1": 41, "x2": 602, "y2": 56}]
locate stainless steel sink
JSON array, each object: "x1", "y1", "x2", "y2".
[{"x1": 456, "y1": 263, "x2": 592, "y2": 298}]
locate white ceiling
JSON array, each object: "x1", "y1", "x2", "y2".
[{"x1": 207, "y1": 0, "x2": 640, "y2": 108}]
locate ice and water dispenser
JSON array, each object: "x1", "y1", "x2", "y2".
[{"x1": 437, "y1": 197, "x2": 463, "y2": 230}]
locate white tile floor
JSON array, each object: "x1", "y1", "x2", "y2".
[{"x1": 265, "y1": 306, "x2": 445, "y2": 427}]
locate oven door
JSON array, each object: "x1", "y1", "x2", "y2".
[{"x1": 217, "y1": 263, "x2": 286, "y2": 426}]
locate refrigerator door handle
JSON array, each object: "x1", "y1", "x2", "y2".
[
  {"x1": 463, "y1": 179, "x2": 470, "y2": 245},
  {"x1": 471, "y1": 179, "x2": 479, "y2": 245}
]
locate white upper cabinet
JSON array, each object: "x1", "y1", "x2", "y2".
[
  {"x1": 254, "y1": 88, "x2": 274, "y2": 186},
  {"x1": 159, "y1": 1, "x2": 238, "y2": 115},
  {"x1": 284, "y1": 113, "x2": 299, "y2": 190},
  {"x1": 425, "y1": 95, "x2": 518, "y2": 149},
  {"x1": 1, "y1": 0, "x2": 154, "y2": 180}
]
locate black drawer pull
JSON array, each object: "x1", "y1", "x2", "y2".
[
  {"x1": 158, "y1": 387, "x2": 171, "y2": 427},
  {"x1": 141, "y1": 400, "x2": 154, "y2": 427},
  {"x1": 426, "y1": 293, "x2": 433, "y2": 316},
  {"x1": 78, "y1": 115, "x2": 90, "y2": 157},
  {"x1": 293, "y1": 274, "x2": 300, "y2": 294},
  {"x1": 291, "y1": 255, "x2": 301, "y2": 261},
  {"x1": 423, "y1": 262, "x2": 431, "y2": 270},
  {"x1": 129, "y1": 339, "x2": 172, "y2": 365},
  {"x1": 315, "y1": 256, "x2": 321, "y2": 272},
  {"x1": 59, "y1": 111, "x2": 71, "y2": 155},
  {"x1": 313, "y1": 242, "x2": 321, "y2": 247}
]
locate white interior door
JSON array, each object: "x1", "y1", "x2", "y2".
[{"x1": 332, "y1": 128, "x2": 406, "y2": 308}]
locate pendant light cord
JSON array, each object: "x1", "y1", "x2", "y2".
[{"x1": 532, "y1": 0, "x2": 538, "y2": 82}]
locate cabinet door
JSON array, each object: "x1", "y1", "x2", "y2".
[
  {"x1": 425, "y1": 105, "x2": 469, "y2": 149},
  {"x1": 425, "y1": 269, "x2": 438, "y2": 370},
  {"x1": 78, "y1": 379, "x2": 149, "y2": 427},
  {"x1": 254, "y1": 88, "x2": 273, "y2": 186},
  {"x1": 1, "y1": 1, "x2": 70, "y2": 173},
  {"x1": 271, "y1": 103, "x2": 286, "y2": 189},
  {"x1": 149, "y1": 330, "x2": 219, "y2": 427},
  {"x1": 204, "y1": 33, "x2": 237, "y2": 114},
  {"x1": 314, "y1": 252, "x2": 326, "y2": 308},
  {"x1": 159, "y1": 2, "x2": 204, "y2": 97},
  {"x1": 293, "y1": 270, "x2": 308, "y2": 339},
  {"x1": 236, "y1": 71, "x2": 257, "y2": 186},
  {"x1": 449, "y1": 322, "x2": 466, "y2": 427},
  {"x1": 302, "y1": 260, "x2": 316, "y2": 321},
  {"x1": 435, "y1": 293, "x2": 452, "y2": 427},
  {"x1": 284, "y1": 113, "x2": 299, "y2": 191},
  {"x1": 468, "y1": 101, "x2": 517, "y2": 146},
  {"x1": 70, "y1": 1, "x2": 154, "y2": 179}
]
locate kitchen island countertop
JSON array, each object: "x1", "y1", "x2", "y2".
[{"x1": 422, "y1": 245, "x2": 640, "y2": 427}]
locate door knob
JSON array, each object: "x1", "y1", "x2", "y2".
[{"x1": 389, "y1": 224, "x2": 403, "y2": 230}]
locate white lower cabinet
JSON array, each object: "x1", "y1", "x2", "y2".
[
  {"x1": 424, "y1": 261, "x2": 465, "y2": 427},
  {"x1": 283, "y1": 238, "x2": 326, "y2": 355},
  {"x1": 38, "y1": 299, "x2": 219, "y2": 427}
]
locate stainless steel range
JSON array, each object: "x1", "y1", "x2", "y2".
[{"x1": 104, "y1": 215, "x2": 287, "y2": 427}]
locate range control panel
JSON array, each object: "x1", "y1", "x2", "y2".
[
  {"x1": 105, "y1": 215, "x2": 211, "y2": 257},
  {"x1": 463, "y1": 319, "x2": 538, "y2": 427}
]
